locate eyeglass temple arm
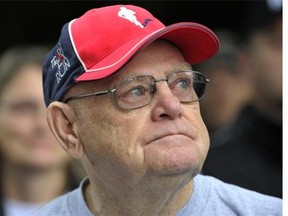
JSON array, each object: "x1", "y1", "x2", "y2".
[{"x1": 63, "y1": 89, "x2": 116, "y2": 103}]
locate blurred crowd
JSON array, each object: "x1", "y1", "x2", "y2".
[{"x1": 201, "y1": 0, "x2": 282, "y2": 198}]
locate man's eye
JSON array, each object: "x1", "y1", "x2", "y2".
[
  {"x1": 116, "y1": 86, "x2": 146, "y2": 106},
  {"x1": 126, "y1": 86, "x2": 146, "y2": 98},
  {"x1": 172, "y1": 78, "x2": 191, "y2": 91},
  {"x1": 177, "y1": 79, "x2": 189, "y2": 89}
]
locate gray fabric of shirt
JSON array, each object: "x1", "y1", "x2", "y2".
[{"x1": 29, "y1": 174, "x2": 282, "y2": 216}]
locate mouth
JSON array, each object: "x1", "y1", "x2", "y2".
[
  {"x1": 146, "y1": 132, "x2": 194, "y2": 147},
  {"x1": 142, "y1": 121, "x2": 198, "y2": 147}
]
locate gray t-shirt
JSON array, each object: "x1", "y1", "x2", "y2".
[{"x1": 29, "y1": 174, "x2": 282, "y2": 216}]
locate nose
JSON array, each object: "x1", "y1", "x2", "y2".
[{"x1": 151, "y1": 82, "x2": 183, "y2": 121}]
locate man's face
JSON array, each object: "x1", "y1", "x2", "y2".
[{"x1": 69, "y1": 40, "x2": 209, "y2": 186}]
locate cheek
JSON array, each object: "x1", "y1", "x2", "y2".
[
  {"x1": 198, "y1": 118, "x2": 210, "y2": 159},
  {"x1": 81, "y1": 113, "x2": 140, "y2": 149},
  {"x1": 193, "y1": 107, "x2": 210, "y2": 153},
  {"x1": 78, "y1": 111, "x2": 147, "y2": 180}
]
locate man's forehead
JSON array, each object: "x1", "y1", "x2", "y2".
[
  {"x1": 110, "y1": 62, "x2": 192, "y2": 82},
  {"x1": 68, "y1": 40, "x2": 193, "y2": 95},
  {"x1": 109, "y1": 41, "x2": 192, "y2": 79}
]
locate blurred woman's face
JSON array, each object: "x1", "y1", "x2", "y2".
[{"x1": 0, "y1": 65, "x2": 70, "y2": 170}]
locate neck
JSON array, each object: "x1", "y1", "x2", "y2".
[
  {"x1": 2, "y1": 163, "x2": 68, "y2": 203},
  {"x1": 85, "y1": 173, "x2": 194, "y2": 216}
]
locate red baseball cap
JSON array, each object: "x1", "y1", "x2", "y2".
[{"x1": 43, "y1": 4, "x2": 220, "y2": 106}]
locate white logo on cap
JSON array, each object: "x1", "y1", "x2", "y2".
[
  {"x1": 118, "y1": 6, "x2": 144, "y2": 28},
  {"x1": 50, "y1": 43, "x2": 70, "y2": 83}
]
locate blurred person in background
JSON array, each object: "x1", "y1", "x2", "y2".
[
  {"x1": 202, "y1": 0, "x2": 282, "y2": 198},
  {"x1": 0, "y1": 45, "x2": 83, "y2": 216},
  {"x1": 197, "y1": 29, "x2": 252, "y2": 132}
]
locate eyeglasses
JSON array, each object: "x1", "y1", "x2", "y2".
[{"x1": 64, "y1": 70, "x2": 209, "y2": 109}]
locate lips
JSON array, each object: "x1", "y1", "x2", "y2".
[{"x1": 144, "y1": 124, "x2": 197, "y2": 146}]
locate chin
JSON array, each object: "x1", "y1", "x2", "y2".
[
  {"x1": 144, "y1": 138, "x2": 208, "y2": 178},
  {"x1": 148, "y1": 155, "x2": 204, "y2": 178}
]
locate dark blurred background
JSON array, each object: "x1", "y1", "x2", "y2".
[{"x1": 0, "y1": 1, "x2": 250, "y2": 51}]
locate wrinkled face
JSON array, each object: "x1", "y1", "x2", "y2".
[
  {"x1": 0, "y1": 65, "x2": 70, "y2": 169},
  {"x1": 70, "y1": 40, "x2": 209, "y2": 185}
]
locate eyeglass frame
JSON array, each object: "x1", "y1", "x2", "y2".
[{"x1": 63, "y1": 70, "x2": 210, "y2": 109}]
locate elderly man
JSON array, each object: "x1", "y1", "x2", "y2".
[{"x1": 30, "y1": 4, "x2": 281, "y2": 216}]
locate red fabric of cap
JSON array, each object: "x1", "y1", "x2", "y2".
[{"x1": 69, "y1": 5, "x2": 219, "y2": 82}]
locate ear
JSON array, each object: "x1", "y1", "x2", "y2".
[{"x1": 46, "y1": 102, "x2": 83, "y2": 159}]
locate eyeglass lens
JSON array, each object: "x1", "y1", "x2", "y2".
[{"x1": 114, "y1": 71, "x2": 207, "y2": 109}]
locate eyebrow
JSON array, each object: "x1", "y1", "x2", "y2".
[{"x1": 98, "y1": 62, "x2": 193, "y2": 91}]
